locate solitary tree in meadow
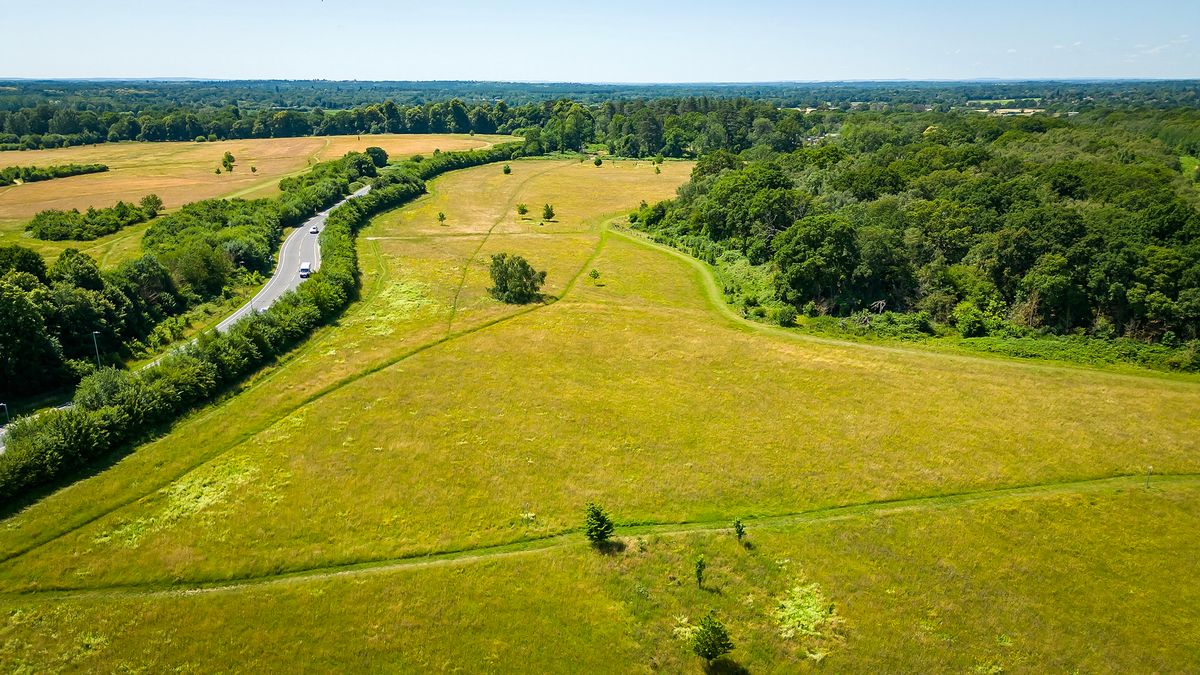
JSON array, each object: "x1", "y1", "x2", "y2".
[
  {"x1": 437, "y1": 211, "x2": 446, "y2": 225},
  {"x1": 593, "y1": 156, "x2": 603, "y2": 167},
  {"x1": 221, "y1": 151, "x2": 235, "y2": 172},
  {"x1": 584, "y1": 502, "x2": 615, "y2": 544},
  {"x1": 250, "y1": 165, "x2": 257, "y2": 174},
  {"x1": 516, "y1": 203, "x2": 528, "y2": 216},
  {"x1": 588, "y1": 268, "x2": 600, "y2": 284},
  {"x1": 733, "y1": 519, "x2": 745, "y2": 542},
  {"x1": 502, "y1": 163, "x2": 512, "y2": 175},
  {"x1": 694, "y1": 554, "x2": 706, "y2": 588},
  {"x1": 542, "y1": 203, "x2": 555, "y2": 221},
  {"x1": 488, "y1": 253, "x2": 546, "y2": 304}
]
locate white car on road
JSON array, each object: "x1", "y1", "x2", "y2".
[{"x1": 309, "y1": 225, "x2": 319, "y2": 234}]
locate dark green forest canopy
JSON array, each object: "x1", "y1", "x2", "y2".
[{"x1": 632, "y1": 112, "x2": 1200, "y2": 344}]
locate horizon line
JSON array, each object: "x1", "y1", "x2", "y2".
[{"x1": 2, "y1": 77, "x2": 1199, "y2": 86}]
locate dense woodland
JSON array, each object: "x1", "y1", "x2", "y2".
[
  {"x1": 631, "y1": 112, "x2": 1200, "y2": 368},
  {"x1": 3, "y1": 79, "x2": 1198, "y2": 111}
]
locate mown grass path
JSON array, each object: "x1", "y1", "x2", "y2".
[{"x1": 4, "y1": 472, "x2": 1192, "y2": 599}]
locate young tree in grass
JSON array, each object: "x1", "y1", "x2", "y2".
[
  {"x1": 691, "y1": 611, "x2": 735, "y2": 664},
  {"x1": 542, "y1": 203, "x2": 555, "y2": 221},
  {"x1": 221, "y1": 151, "x2": 235, "y2": 172},
  {"x1": 584, "y1": 502, "x2": 614, "y2": 544},
  {"x1": 250, "y1": 165, "x2": 257, "y2": 174},
  {"x1": 655, "y1": 165, "x2": 661, "y2": 175},
  {"x1": 588, "y1": 268, "x2": 600, "y2": 284},
  {"x1": 733, "y1": 519, "x2": 746, "y2": 542},
  {"x1": 516, "y1": 203, "x2": 528, "y2": 216},
  {"x1": 437, "y1": 211, "x2": 446, "y2": 225},
  {"x1": 594, "y1": 156, "x2": 603, "y2": 167},
  {"x1": 694, "y1": 554, "x2": 706, "y2": 588},
  {"x1": 139, "y1": 194, "x2": 163, "y2": 218},
  {"x1": 488, "y1": 253, "x2": 546, "y2": 304},
  {"x1": 502, "y1": 163, "x2": 512, "y2": 175},
  {"x1": 215, "y1": 167, "x2": 221, "y2": 175}
]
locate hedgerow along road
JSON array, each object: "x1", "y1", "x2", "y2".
[{"x1": 0, "y1": 184, "x2": 373, "y2": 453}]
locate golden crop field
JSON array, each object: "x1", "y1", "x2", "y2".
[
  {"x1": 0, "y1": 133, "x2": 512, "y2": 265},
  {"x1": 1, "y1": 158, "x2": 1197, "y2": 672}
]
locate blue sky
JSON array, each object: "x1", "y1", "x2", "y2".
[{"x1": 6, "y1": 0, "x2": 1198, "y2": 81}]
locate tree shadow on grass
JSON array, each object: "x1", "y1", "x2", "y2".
[
  {"x1": 704, "y1": 657, "x2": 750, "y2": 674},
  {"x1": 593, "y1": 539, "x2": 627, "y2": 555}
]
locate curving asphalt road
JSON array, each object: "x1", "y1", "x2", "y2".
[
  {"x1": 0, "y1": 184, "x2": 371, "y2": 453},
  {"x1": 216, "y1": 184, "x2": 370, "y2": 331}
]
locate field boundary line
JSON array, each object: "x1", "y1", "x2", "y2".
[
  {"x1": 6, "y1": 472, "x2": 1195, "y2": 600},
  {"x1": 444, "y1": 159, "x2": 571, "y2": 334},
  {"x1": 610, "y1": 227, "x2": 1200, "y2": 387}
]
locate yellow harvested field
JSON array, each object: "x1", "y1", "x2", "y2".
[{"x1": 0, "y1": 133, "x2": 512, "y2": 220}]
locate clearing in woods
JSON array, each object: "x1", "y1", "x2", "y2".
[
  {"x1": 0, "y1": 158, "x2": 1198, "y2": 672},
  {"x1": 0, "y1": 133, "x2": 511, "y2": 265}
]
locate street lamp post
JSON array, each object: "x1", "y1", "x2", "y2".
[{"x1": 91, "y1": 331, "x2": 101, "y2": 369}]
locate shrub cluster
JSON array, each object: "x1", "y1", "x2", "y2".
[
  {"x1": 0, "y1": 142, "x2": 524, "y2": 502},
  {"x1": 26, "y1": 195, "x2": 158, "y2": 241},
  {"x1": 0, "y1": 163, "x2": 107, "y2": 186}
]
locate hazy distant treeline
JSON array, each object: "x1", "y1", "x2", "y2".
[{"x1": 0, "y1": 79, "x2": 1197, "y2": 152}]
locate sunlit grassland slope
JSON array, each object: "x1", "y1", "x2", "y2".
[{"x1": 0, "y1": 157, "x2": 1197, "y2": 672}]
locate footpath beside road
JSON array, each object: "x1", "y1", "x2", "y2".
[{"x1": 0, "y1": 185, "x2": 371, "y2": 453}]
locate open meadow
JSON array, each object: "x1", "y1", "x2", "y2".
[
  {"x1": 0, "y1": 133, "x2": 510, "y2": 266},
  {"x1": 1, "y1": 158, "x2": 1198, "y2": 671}
]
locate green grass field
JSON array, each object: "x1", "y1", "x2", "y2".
[{"x1": 1, "y1": 158, "x2": 1198, "y2": 671}]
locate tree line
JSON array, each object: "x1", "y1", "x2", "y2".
[
  {"x1": 0, "y1": 162, "x2": 107, "y2": 186},
  {"x1": 0, "y1": 142, "x2": 525, "y2": 502},
  {"x1": 4, "y1": 86, "x2": 1197, "y2": 164},
  {"x1": 630, "y1": 111, "x2": 1200, "y2": 365},
  {"x1": 3, "y1": 79, "x2": 1197, "y2": 117}
]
